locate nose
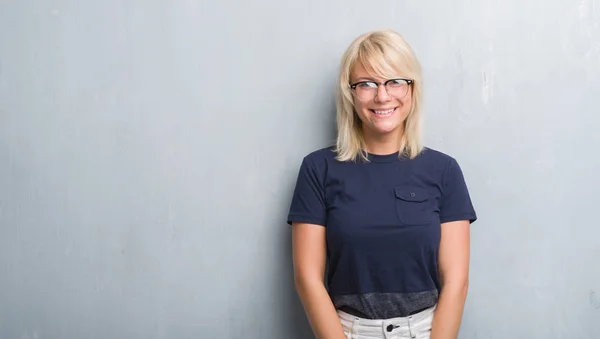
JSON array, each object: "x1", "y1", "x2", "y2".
[{"x1": 374, "y1": 84, "x2": 392, "y2": 103}]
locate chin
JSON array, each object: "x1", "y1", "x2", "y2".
[{"x1": 369, "y1": 124, "x2": 402, "y2": 135}]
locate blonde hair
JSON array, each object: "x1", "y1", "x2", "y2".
[{"x1": 334, "y1": 29, "x2": 424, "y2": 162}]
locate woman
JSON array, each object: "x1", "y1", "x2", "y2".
[{"x1": 287, "y1": 29, "x2": 477, "y2": 339}]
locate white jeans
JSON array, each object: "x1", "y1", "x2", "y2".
[{"x1": 337, "y1": 306, "x2": 435, "y2": 339}]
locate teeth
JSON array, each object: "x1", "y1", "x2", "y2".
[{"x1": 373, "y1": 108, "x2": 394, "y2": 115}]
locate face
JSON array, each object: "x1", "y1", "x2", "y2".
[{"x1": 350, "y1": 62, "x2": 413, "y2": 138}]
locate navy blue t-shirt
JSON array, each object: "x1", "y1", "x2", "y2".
[{"x1": 287, "y1": 146, "x2": 477, "y2": 319}]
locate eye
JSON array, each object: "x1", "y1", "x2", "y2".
[
  {"x1": 387, "y1": 79, "x2": 408, "y2": 87},
  {"x1": 356, "y1": 82, "x2": 377, "y2": 89}
]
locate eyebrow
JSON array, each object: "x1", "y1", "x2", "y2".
[{"x1": 350, "y1": 77, "x2": 378, "y2": 84}]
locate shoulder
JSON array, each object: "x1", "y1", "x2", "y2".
[
  {"x1": 289, "y1": 146, "x2": 338, "y2": 191},
  {"x1": 301, "y1": 145, "x2": 337, "y2": 166},
  {"x1": 414, "y1": 146, "x2": 457, "y2": 168},
  {"x1": 416, "y1": 147, "x2": 473, "y2": 191},
  {"x1": 290, "y1": 145, "x2": 337, "y2": 181},
  {"x1": 412, "y1": 147, "x2": 469, "y2": 186}
]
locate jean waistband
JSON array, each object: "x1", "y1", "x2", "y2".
[{"x1": 337, "y1": 304, "x2": 436, "y2": 332}]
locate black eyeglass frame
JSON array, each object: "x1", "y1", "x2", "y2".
[{"x1": 349, "y1": 78, "x2": 414, "y2": 90}]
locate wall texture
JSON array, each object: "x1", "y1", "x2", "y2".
[{"x1": 1, "y1": 0, "x2": 599, "y2": 338}]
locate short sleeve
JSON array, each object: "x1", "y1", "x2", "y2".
[
  {"x1": 286, "y1": 157, "x2": 327, "y2": 226},
  {"x1": 439, "y1": 158, "x2": 477, "y2": 224}
]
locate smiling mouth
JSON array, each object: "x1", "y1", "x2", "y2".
[{"x1": 369, "y1": 107, "x2": 397, "y2": 116}]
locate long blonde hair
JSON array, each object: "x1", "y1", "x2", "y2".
[{"x1": 334, "y1": 29, "x2": 424, "y2": 162}]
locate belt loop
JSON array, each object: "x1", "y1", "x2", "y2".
[
  {"x1": 351, "y1": 316, "x2": 359, "y2": 339},
  {"x1": 407, "y1": 314, "x2": 416, "y2": 339}
]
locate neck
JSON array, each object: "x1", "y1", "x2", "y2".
[{"x1": 363, "y1": 128, "x2": 402, "y2": 155}]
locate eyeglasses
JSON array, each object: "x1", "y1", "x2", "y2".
[{"x1": 349, "y1": 78, "x2": 414, "y2": 102}]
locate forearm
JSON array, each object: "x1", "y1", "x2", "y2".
[
  {"x1": 430, "y1": 282, "x2": 468, "y2": 339},
  {"x1": 295, "y1": 278, "x2": 346, "y2": 339}
]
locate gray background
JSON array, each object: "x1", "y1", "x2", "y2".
[{"x1": 1, "y1": 0, "x2": 599, "y2": 338}]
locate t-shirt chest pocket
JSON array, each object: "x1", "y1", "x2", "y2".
[{"x1": 394, "y1": 186, "x2": 433, "y2": 226}]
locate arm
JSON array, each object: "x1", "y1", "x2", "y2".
[
  {"x1": 430, "y1": 219, "x2": 470, "y2": 339},
  {"x1": 292, "y1": 222, "x2": 346, "y2": 339}
]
